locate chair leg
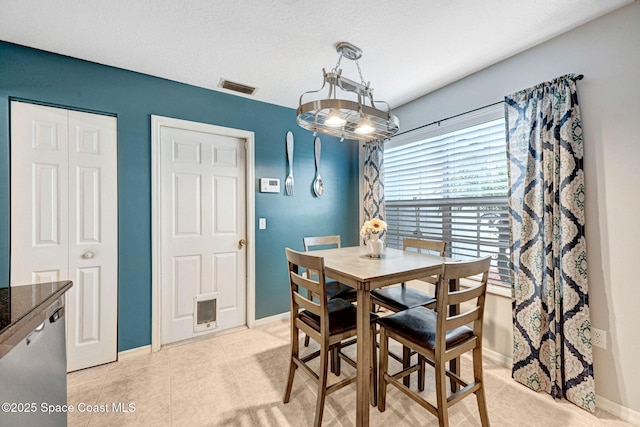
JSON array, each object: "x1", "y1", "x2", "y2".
[
  {"x1": 370, "y1": 323, "x2": 378, "y2": 407},
  {"x1": 304, "y1": 334, "x2": 310, "y2": 347},
  {"x1": 378, "y1": 326, "x2": 388, "y2": 412},
  {"x1": 449, "y1": 358, "x2": 458, "y2": 392},
  {"x1": 284, "y1": 324, "x2": 299, "y2": 403},
  {"x1": 473, "y1": 347, "x2": 490, "y2": 426},
  {"x1": 402, "y1": 345, "x2": 411, "y2": 387},
  {"x1": 331, "y1": 346, "x2": 341, "y2": 376},
  {"x1": 314, "y1": 343, "x2": 330, "y2": 427},
  {"x1": 476, "y1": 388, "x2": 490, "y2": 427},
  {"x1": 418, "y1": 354, "x2": 425, "y2": 392},
  {"x1": 330, "y1": 346, "x2": 335, "y2": 374},
  {"x1": 435, "y1": 360, "x2": 449, "y2": 427},
  {"x1": 283, "y1": 358, "x2": 297, "y2": 404}
]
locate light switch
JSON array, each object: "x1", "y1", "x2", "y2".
[{"x1": 259, "y1": 218, "x2": 267, "y2": 230}]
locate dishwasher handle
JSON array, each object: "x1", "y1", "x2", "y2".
[
  {"x1": 25, "y1": 322, "x2": 46, "y2": 346},
  {"x1": 24, "y1": 306, "x2": 65, "y2": 346}
]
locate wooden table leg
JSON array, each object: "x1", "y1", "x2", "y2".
[{"x1": 356, "y1": 282, "x2": 370, "y2": 427}]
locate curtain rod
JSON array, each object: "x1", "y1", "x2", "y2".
[
  {"x1": 392, "y1": 74, "x2": 584, "y2": 139},
  {"x1": 393, "y1": 100, "x2": 503, "y2": 138}
]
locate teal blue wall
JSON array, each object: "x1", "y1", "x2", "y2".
[{"x1": 0, "y1": 41, "x2": 360, "y2": 350}]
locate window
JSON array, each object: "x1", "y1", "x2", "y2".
[{"x1": 384, "y1": 105, "x2": 510, "y2": 285}]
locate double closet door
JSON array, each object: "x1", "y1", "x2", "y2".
[{"x1": 10, "y1": 101, "x2": 118, "y2": 372}]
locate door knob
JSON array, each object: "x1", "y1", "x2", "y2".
[
  {"x1": 82, "y1": 251, "x2": 95, "y2": 259},
  {"x1": 238, "y1": 239, "x2": 247, "y2": 248}
]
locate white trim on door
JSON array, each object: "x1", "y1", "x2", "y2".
[{"x1": 150, "y1": 115, "x2": 256, "y2": 352}]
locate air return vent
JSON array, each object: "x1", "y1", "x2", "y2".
[{"x1": 218, "y1": 78, "x2": 258, "y2": 95}]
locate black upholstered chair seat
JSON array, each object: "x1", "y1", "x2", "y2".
[
  {"x1": 377, "y1": 306, "x2": 473, "y2": 350},
  {"x1": 300, "y1": 298, "x2": 378, "y2": 336},
  {"x1": 326, "y1": 280, "x2": 357, "y2": 301},
  {"x1": 370, "y1": 286, "x2": 435, "y2": 312}
]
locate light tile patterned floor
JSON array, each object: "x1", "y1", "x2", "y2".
[{"x1": 67, "y1": 319, "x2": 633, "y2": 427}]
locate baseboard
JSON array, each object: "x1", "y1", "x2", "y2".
[
  {"x1": 482, "y1": 345, "x2": 512, "y2": 368},
  {"x1": 253, "y1": 311, "x2": 289, "y2": 327},
  {"x1": 597, "y1": 394, "x2": 640, "y2": 426},
  {"x1": 118, "y1": 345, "x2": 151, "y2": 360}
]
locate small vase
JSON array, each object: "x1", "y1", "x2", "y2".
[{"x1": 367, "y1": 234, "x2": 384, "y2": 258}]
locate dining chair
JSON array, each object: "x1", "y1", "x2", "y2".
[
  {"x1": 370, "y1": 237, "x2": 446, "y2": 387},
  {"x1": 377, "y1": 256, "x2": 492, "y2": 427},
  {"x1": 302, "y1": 235, "x2": 357, "y2": 353},
  {"x1": 283, "y1": 248, "x2": 378, "y2": 427}
]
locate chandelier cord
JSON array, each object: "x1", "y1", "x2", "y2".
[
  {"x1": 355, "y1": 59, "x2": 367, "y2": 88},
  {"x1": 333, "y1": 54, "x2": 343, "y2": 74}
]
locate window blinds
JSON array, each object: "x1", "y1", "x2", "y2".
[{"x1": 384, "y1": 118, "x2": 510, "y2": 285}]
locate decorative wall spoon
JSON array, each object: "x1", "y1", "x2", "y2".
[{"x1": 313, "y1": 137, "x2": 325, "y2": 197}]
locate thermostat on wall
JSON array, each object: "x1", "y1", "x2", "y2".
[{"x1": 260, "y1": 178, "x2": 280, "y2": 193}]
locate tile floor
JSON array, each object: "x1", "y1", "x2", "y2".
[{"x1": 68, "y1": 319, "x2": 633, "y2": 427}]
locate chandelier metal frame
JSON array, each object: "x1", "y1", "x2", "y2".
[{"x1": 296, "y1": 42, "x2": 399, "y2": 142}]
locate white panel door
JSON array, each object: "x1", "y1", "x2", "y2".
[
  {"x1": 10, "y1": 101, "x2": 118, "y2": 372},
  {"x1": 160, "y1": 125, "x2": 246, "y2": 344}
]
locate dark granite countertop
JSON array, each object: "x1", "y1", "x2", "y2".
[{"x1": 0, "y1": 281, "x2": 72, "y2": 359}]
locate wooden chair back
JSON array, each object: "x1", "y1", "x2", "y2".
[
  {"x1": 302, "y1": 235, "x2": 341, "y2": 290},
  {"x1": 403, "y1": 238, "x2": 446, "y2": 285},
  {"x1": 303, "y1": 235, "x2": 341, "y2": 251},
  {"x1": 285, "y1": 248, "x2": 329, "y2": 343},
  {"x1": 402, "y1": 237, "x2": 446, "y2": 256},
  {"x1": 435, "y1": 256, "x2": 491, "y2": 362}
]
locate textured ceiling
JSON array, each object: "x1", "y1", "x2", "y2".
[{"x1": 0, "y1": 0, "x2": 633, "y2": 109}]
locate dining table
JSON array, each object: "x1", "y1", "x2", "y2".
[{"x1": 309, "y1": 245, "x2": 452, "y2": 427}]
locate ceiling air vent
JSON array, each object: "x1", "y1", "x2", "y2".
[{"x1": 218, "y1": 78, "x2": 257, "y2": 96}]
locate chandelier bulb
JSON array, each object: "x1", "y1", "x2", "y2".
[
  {"x1": 325, "y1": 109, "x2": 347, "y2": 127},
  {"x1": 355, "y1": 118, "x2": 375, "y2": 135}
]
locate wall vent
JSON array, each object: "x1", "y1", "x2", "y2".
[{"x1": 218, "y1": 79, "x2": 258, "y2": 95}]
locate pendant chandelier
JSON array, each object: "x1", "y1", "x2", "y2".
[{"x1": 296, "y1": 42, "x2": 399, "y2": 142}]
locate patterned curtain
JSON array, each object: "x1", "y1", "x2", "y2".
[
  {"x1": 362, "y1": 139, "x2": 385, "y2": 235},
  {"x1": 505, "y1": 74, "x2": 594, "y2": 412}
]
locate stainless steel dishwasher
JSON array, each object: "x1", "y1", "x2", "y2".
[{"x1": 0, "y1": 297, "x2": 67, "y2": 427}]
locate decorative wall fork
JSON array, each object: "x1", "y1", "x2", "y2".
[{"x1": 285, "y1": 131, "x2": 294, "y2": 195}]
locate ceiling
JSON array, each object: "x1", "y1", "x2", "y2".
[{"x1": 0, "y1": 0, "x2": 633, "y2": 110}]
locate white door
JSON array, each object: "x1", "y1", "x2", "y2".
[
  {"x1": 10, "y1": 101, "x2": 118, "y2": 372},
  {"x1": 160, "y1": 124, "x2": 246, "y2": 344}
]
